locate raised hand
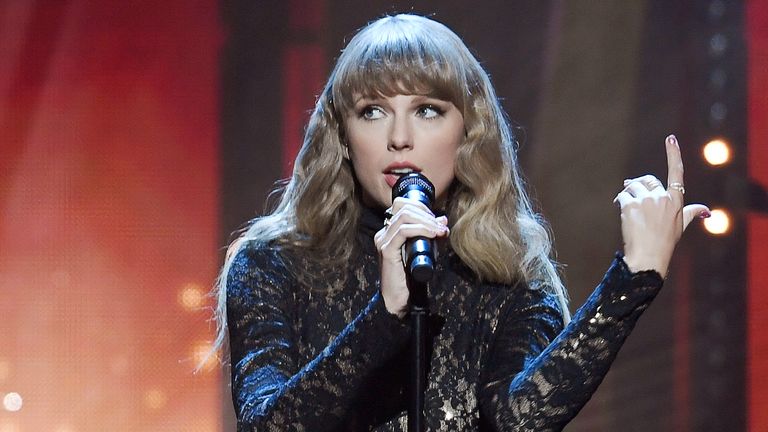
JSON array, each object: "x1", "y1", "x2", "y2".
[{"x1": 614, "y1": 134, "x2": 710, "y2": 276}]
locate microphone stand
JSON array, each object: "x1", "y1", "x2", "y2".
[
  {"x1": 408, "y1": 274, "x2": 428, "y2": 432},
  {"x1": 391, "y1": 172, "x2": 435, "y2": 432}
]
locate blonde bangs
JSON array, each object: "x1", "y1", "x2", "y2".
[{"x1": 330, "y1": 15, "x2": 476, "y2": 116}]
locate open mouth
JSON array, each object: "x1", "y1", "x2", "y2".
[
  {"x1": 383, "y1": 164, "x2": 421, "y2": 187},
  {"x1": 388, "y1": 168, "x2": 416, "y2": 175}
]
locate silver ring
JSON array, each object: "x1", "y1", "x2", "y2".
[
  {"x1": 383, "y1": 217, "x2": 392, "y2": 228},
  {"x1": 668, "y1": 182, "x2": 685, "y2": 195}
]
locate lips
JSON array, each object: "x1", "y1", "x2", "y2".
[{"x1": 383, "y1": 161, "x2": 421, "y2": 187}]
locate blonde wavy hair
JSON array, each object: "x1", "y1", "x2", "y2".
[{"x1": 207, "y1": 14, "x2": 570, "y2": 365}]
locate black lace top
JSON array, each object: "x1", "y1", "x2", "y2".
[{"x1": 225, "y1": 208, "x2": 664, "y2": 431}]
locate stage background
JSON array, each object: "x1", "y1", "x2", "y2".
[{"x1": 1, "y1": 0, "x2": 766, "y2": 431}]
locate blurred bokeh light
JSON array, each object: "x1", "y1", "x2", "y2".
[
  {"x1": 703, "y1": 138, "x2": 732, "y2": 166},
  {"x1": 703, "y1": 208, "x2": 732, "y2": 235}
]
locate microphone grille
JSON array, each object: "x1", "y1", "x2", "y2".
[{"x1": 392, "y1": 173, "x2": 435, "y2": 201}]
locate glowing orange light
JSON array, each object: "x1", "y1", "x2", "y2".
[
  {"x1": 143, "y1": 388, "x2": 168, "y2": 410},
  {"x1": 178, "y1": 282, "x2": 205, "y2": 311},
  {"x1": 703, "y1": 208, "x2": 731, "y2": 235},
  {"x1": 192, "y1": 341, "x2": 217, "y2": 372},
  {"x1": 2, "y1": 392, "x2": 22, "y2": 412},
  {"x1": 702, "y1": 138, "x2": 732, "y2": 166}
]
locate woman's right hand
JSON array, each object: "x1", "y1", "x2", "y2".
[{"x1": 374, "y1": 197, "x2": 449, "y2": 318}]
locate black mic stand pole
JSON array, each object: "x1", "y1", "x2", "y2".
[
  {"x1": 391, "y1": 173, "x2": 435, "y2": 432},
  {"x1": 408, "y1": 273, "x2": 428, "y2": 432}
]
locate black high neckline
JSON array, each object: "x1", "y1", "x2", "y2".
[{"x1": 359, "y1": 205, "x2": 387, "y2": 240}]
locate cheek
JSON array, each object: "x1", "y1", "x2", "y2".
[
  {"x1": 347, "y1": 145, "x2": 389, "y2": 205},
  {"x1": 348, "y1": 139, "x2": 381, "y2": 174},
  {"x1": 345, "y1": 127, "x2": 380, "y2": 166},
  {"x1": 431, "y1": 154, "x2": 458, "y2": 198},
  {"x1": 429, "y1": 132, "x2": 463, "y2": 199}
]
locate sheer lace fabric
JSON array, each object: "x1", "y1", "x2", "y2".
[{"x1": 226, "y1": 209, "x2": 663, "y2": 431}]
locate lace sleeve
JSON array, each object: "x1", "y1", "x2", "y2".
[
  {"x1": 226, "y1": 245, "x2": 410, "y2": 431},
  {"x1": 479, "y1": 254, "x2": 664, "y2": 431}
]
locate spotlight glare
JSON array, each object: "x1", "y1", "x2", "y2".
[
  {"x1": 703, "y1": 139, "x2": 731, "y2": 166},
  {"x1": 192, "y1": 341, "x2": 217, "y2": 372},
  {"x1": 178, "y1": 282, "x2": 204, "y2": 311},
  {"x1": 703, "y1": 208, "x2": 731, "y2": 235},
  {"x1": 143, "y1": 388, "x2": 168, "y2": 410},
  {"x1": 2, "y1": 392, "x2": 22, "y2": 412}
]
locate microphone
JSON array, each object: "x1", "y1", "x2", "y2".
[{"x1": 392, "y1": 173, "x2": 436, "y2": 283}]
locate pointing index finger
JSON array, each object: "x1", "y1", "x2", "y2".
[{"x1": 666, "y1": 134, "x2": 685, "y2": 199}]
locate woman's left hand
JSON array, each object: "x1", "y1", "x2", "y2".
[{"x1": 614, "y1": 134, "x2": 710, "y2": 277}]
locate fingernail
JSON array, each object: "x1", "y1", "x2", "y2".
[
  {"x1": 699, "y1": 210, "x2": 711, "y2": 219},
  {"x1": 623, "y1": 179, "x2": 631, "y2": 186},
  {"x1": 669, "y1": 134, "x2": 678, "y2": 145}
]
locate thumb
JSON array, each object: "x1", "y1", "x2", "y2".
[{"x1": 682, "y1": 204, "x2": 711, "y2": 231}]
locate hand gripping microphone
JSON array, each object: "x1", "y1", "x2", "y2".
[{"x1": 392, "y1": 173, "x2": 436, "y2": 284}]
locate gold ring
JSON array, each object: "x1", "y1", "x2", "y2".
[{"x1": 668, "y1": 182, "x2": 685, "y2": 195}]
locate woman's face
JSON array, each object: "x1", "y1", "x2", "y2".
[{"x1": 344, "y1": 94, "x2": 465, "y2": 209}]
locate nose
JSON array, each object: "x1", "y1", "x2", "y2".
[{"x1": 387, "y1": 115, "x2": 413, "y2": 151}]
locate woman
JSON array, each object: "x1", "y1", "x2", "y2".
[{"x1": 211, "y1": 14, "x2": 709, "y2": 431}]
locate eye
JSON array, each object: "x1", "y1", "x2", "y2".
[
  {"x1": 416, "y1": 104, "x2": 444, "y2": 119},
  {"x1": 359, "y1": 105, "x2": 385, "y2": 120}
]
